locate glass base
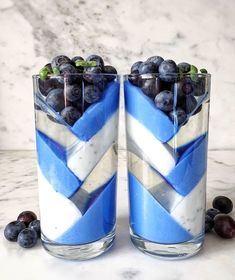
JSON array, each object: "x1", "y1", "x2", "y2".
[
  {"x1": 130, "y1": 230, "x2": 204, "y2": 260},
  {"x1": 41, "y1": 229, "x2": 115, "y2": 260}
]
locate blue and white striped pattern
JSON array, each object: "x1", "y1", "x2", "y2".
[
  {"x1": 36, "y1": 81, "x2": 120, "y2": 245},
  {"x1": 125, "y1": 81, "x2": 209, "y2": 244}
]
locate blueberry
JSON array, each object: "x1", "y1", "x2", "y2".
[
  {"x1": 84, "y1": 85, "x2": 101, "y2": 103},
  {"x1": 59, "y1": 63, "x2": 79, "y2": 84},
  {"x1": 61, "y1": 106, "x2": 82, "y2": 126},
  {"x1": 38, "y1": 77, "x2": 63, "y2": 97},
  {"x1": 205, "y1": 215, "x2": 214, "y2": 233},
  {"x1": 104, "y1": 65, "x2": 117, "y2": 81},
  {"x1": 168, "y1": 108, "x2": 187, "y2": 125},
  {"x1": 212, "y1": 196, "x2": 233, "y2": 214},
  {"x1": 51, "y1": 55, "x2": 71, "y2": 70},
  {"x1": 178, "y1": 62, "x2": 190, "y2": 73},
  {"x1": 71, "y1": 56, "x2": 84, "y2": 72},
  {"x1": 159, "y1": 59, "x2": 178, "y2": 82},
  {"x1": 181, "y1": 77, "x2": 194, "y2": 95},
  {"x1": 154, "y1": 90, "x2": 174, "y2": 112},
  {"x1": 46, "y1": 88, "x2": 65, "y2": 112},
  {"x1": 185, "y1": 95, "x2": 197, "y2": 114},
  {"x1": 214, "y1": 214, "x2": 235, "y2": 239},
  {"x1": 146, "y1": 56, "x2": 164, "y2": 70},
  {"x1": 17, "y1": 211, "x2": 37, "y2": 227},
  {"x1": 29, "y1": 220, "x2": 41, "y2": 238},
  {"x1": 138, "y1": 61, "x2": 158, "y2": 75},
  {"x1": 17, "y1": 228, "x2": 38, "y2": 248},
  {"x1": 4, "y1": 221, "x2": 26, "y2": 242},
  {"x1": 128, "y1": 71, "x2": 140, "y2": 86},
  {"x1": 206, "y1": 208, "x2": 221, "y2": 219},
  {"x1": 86, "y1": 55, "x2": 104, "y2": 70},
  {"x1": 130, "y1": 61, "x2": 143, "y2": 73},
  {"x1": 139, "y1": 76, "x2": 160, "y2": 99},
  {"x1": 83, "y1": 66, "x2": 103, "y2": 84},
  {"x1": 193, "y1": 77, "x2": 206, "y2": 96},
  {"x1": 65, "y1": 84, "x2": 82, "y2": 103}
]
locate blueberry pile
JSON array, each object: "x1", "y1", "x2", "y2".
[
  {"x1": 128, "y1": 56, "x2": 208, "y2": 125},
  {"x1": 4, "y1": 211, "x2": 40, "y2": 248},
  {"x1": 38, "y1": 55, "x2": 117, "y2": 126},
  {"x1": 205, "y1": 196, "x2": 235, "y2": 239}
]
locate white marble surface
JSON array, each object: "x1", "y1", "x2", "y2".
[
  {"x1": 0, "y1": 0, "x2": 235, "y2": 149},
  {"x1": 0, "y1": 149, "x2": 235, "y2": 280}
]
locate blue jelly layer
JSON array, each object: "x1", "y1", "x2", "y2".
[
  {"x1": 166, "y1": 134, "x2": 208, "y2": 196},
  {"x1": 71, "y1": 81, "x2": 120, "y2": 141},
  {"x1": 128, "y1": 172, "x2": 192, "y2": 244},
  {"x1": 124, "y1": 81, "x2": 175, "y2": 143},
  {"x1": 56, "y1": 174, "x2": 117, "y2": 245},
  {"x1": 36, "y1": 130, "x2": 82, "y2": 197}
]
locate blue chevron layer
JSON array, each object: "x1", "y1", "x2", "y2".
[
  {"x1": 128, "y1": 172, "x2": 193, "y2": 244},
  {"x1": 36, "y1": 130, "x2": 82, "y2": 197},
  {"x1": 124, "y1": 80, "x2": 175, "y2": 143},
  {"x1": 56, "y1": 174, "x2": 117, "y2": 245},
  {"x1": 71, "y1": 81, "x2": 120, "y2": 141},
  {"x1": 166, "y1": 134, "x2": 208, "y2": 196}
]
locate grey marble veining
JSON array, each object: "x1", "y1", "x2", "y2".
[
  {"x1": 0, "y1": 149, "x2": 235, "y2": 280},
  {"x1": 0, "y1": 0, "x2": 235, "y2": 149}
]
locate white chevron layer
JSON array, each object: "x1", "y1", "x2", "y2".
[
  {"x1": 36, "y1": 110, "x2": 77, "y2": 148},
  {"x1": 128, "y1": 152, "x2": 206, "y2": 237},
  {"x1": 168, "y1": 102, "x2": 209, "y2": 148},
  {"x1": 171, "y1": 174, "x2": 206, "y2": 236},
  {"x1": 37, "y1": 167, "x2": 82, "y2": 240},
  {"x1": 126, "y1": 113, "x2": 177, "y2": 176},
  {"x1": 67, "y1": 111, "x2": 118, "y2": 181}
]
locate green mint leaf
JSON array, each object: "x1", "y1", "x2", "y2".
[
  {"x1": 52, "y1": 67, "x2": 60, "y2": 75},
  {"x1": 200, "y1": 68, "x2": 208, "y2": 74},
  {"x1": 39, "y1": 67, "x2": 49, "y2": 80},
  {"x1": 189, "y1": 64, "x2": 198, "y2": 81},
  {"x1": 75, "y1": 60, "x2": 97, "y2": 67}
]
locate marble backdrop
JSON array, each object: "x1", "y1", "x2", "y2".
[{"x1": 0, "y1": 0, "x2": 235, "y2": 149}]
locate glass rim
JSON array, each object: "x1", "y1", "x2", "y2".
[
  {"x1": 32, "y1": 73, "x2": 121, "y2": 79},
  {"x1": 123, "y1": 73, "x2": 211, "y2": 79}
]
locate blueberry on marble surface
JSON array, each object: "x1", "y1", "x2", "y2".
[
  {"x1": 86, "y1": 55, "x2": 104, "y2": 70},
  {"x1": 214, "y1": 214, "x2": 235, "y2": 239},
  {"x1": 17, "y1": 211, "x2": 37, "y2": 227},
  {"x1": 159, "y1": 59, "x2": 178, "y2": 82},
  {"x1": 61, "y1": 106, "x2": 82, "y2": 126},
  {"x1": 45, "y1": 88, "x2": 65, "y2": 112},
  {"x1": 206, "y1": 208, "x2": 221, "y2": 219},
  {"x1": 84, "y1": 85, "x2": 102, "y2": 103},
  {"x1": 138, "y1": 61, "x2": 158, "y2": 75},
  {"x1": 212, "y1": 196, "x2": 233, "y2": 214},
  {"x1": 17, "y1": 228, "x2": 38, "y2": 248},
  {"x1": 168, "y1": 108, "x2": 187, "y2": 125},
  {"x1": 154, "y1": 90, "x2": 174, "y2": 112},
  {"x1": 146, "y1": 56, "x2": 164, "y2": 70},
  {"x1": 4, "y1": 221, "x2": 26, "y2": 242},
  {"x1": 29, "y1": 220, "x2": 41, "y2": 238},
  {"x1": 130, "y1": 61, "x2": 143, "y2": 73},
  {"x1": 205, "y1": 215, "x2": 214, "y2": 233}
]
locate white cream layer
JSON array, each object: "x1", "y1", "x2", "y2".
[
  {"x1": 126, "y1": 113, "x2": 177, "y2": 176},
  {"x1": 67, "y1": 111, "x2": 118, "y2": 181}
]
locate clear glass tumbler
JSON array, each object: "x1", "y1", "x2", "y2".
[
  {"x1": 124, "y1": 72, "x2": 211, "y2": 259},
  {"x1": 33, "y1": 73, "x2": 120, "y2": 260}
]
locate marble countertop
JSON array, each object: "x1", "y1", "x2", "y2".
[{"x1": 0, "y1": 149, "x2": 235, "y2": 280}]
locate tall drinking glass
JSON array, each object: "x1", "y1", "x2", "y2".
[
  {"x1": 124, "y1": 73, "x2": 211, "y2": 259},
  {"x1": 33, "y1": 73, "x2": 120, "y2": 260}
]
